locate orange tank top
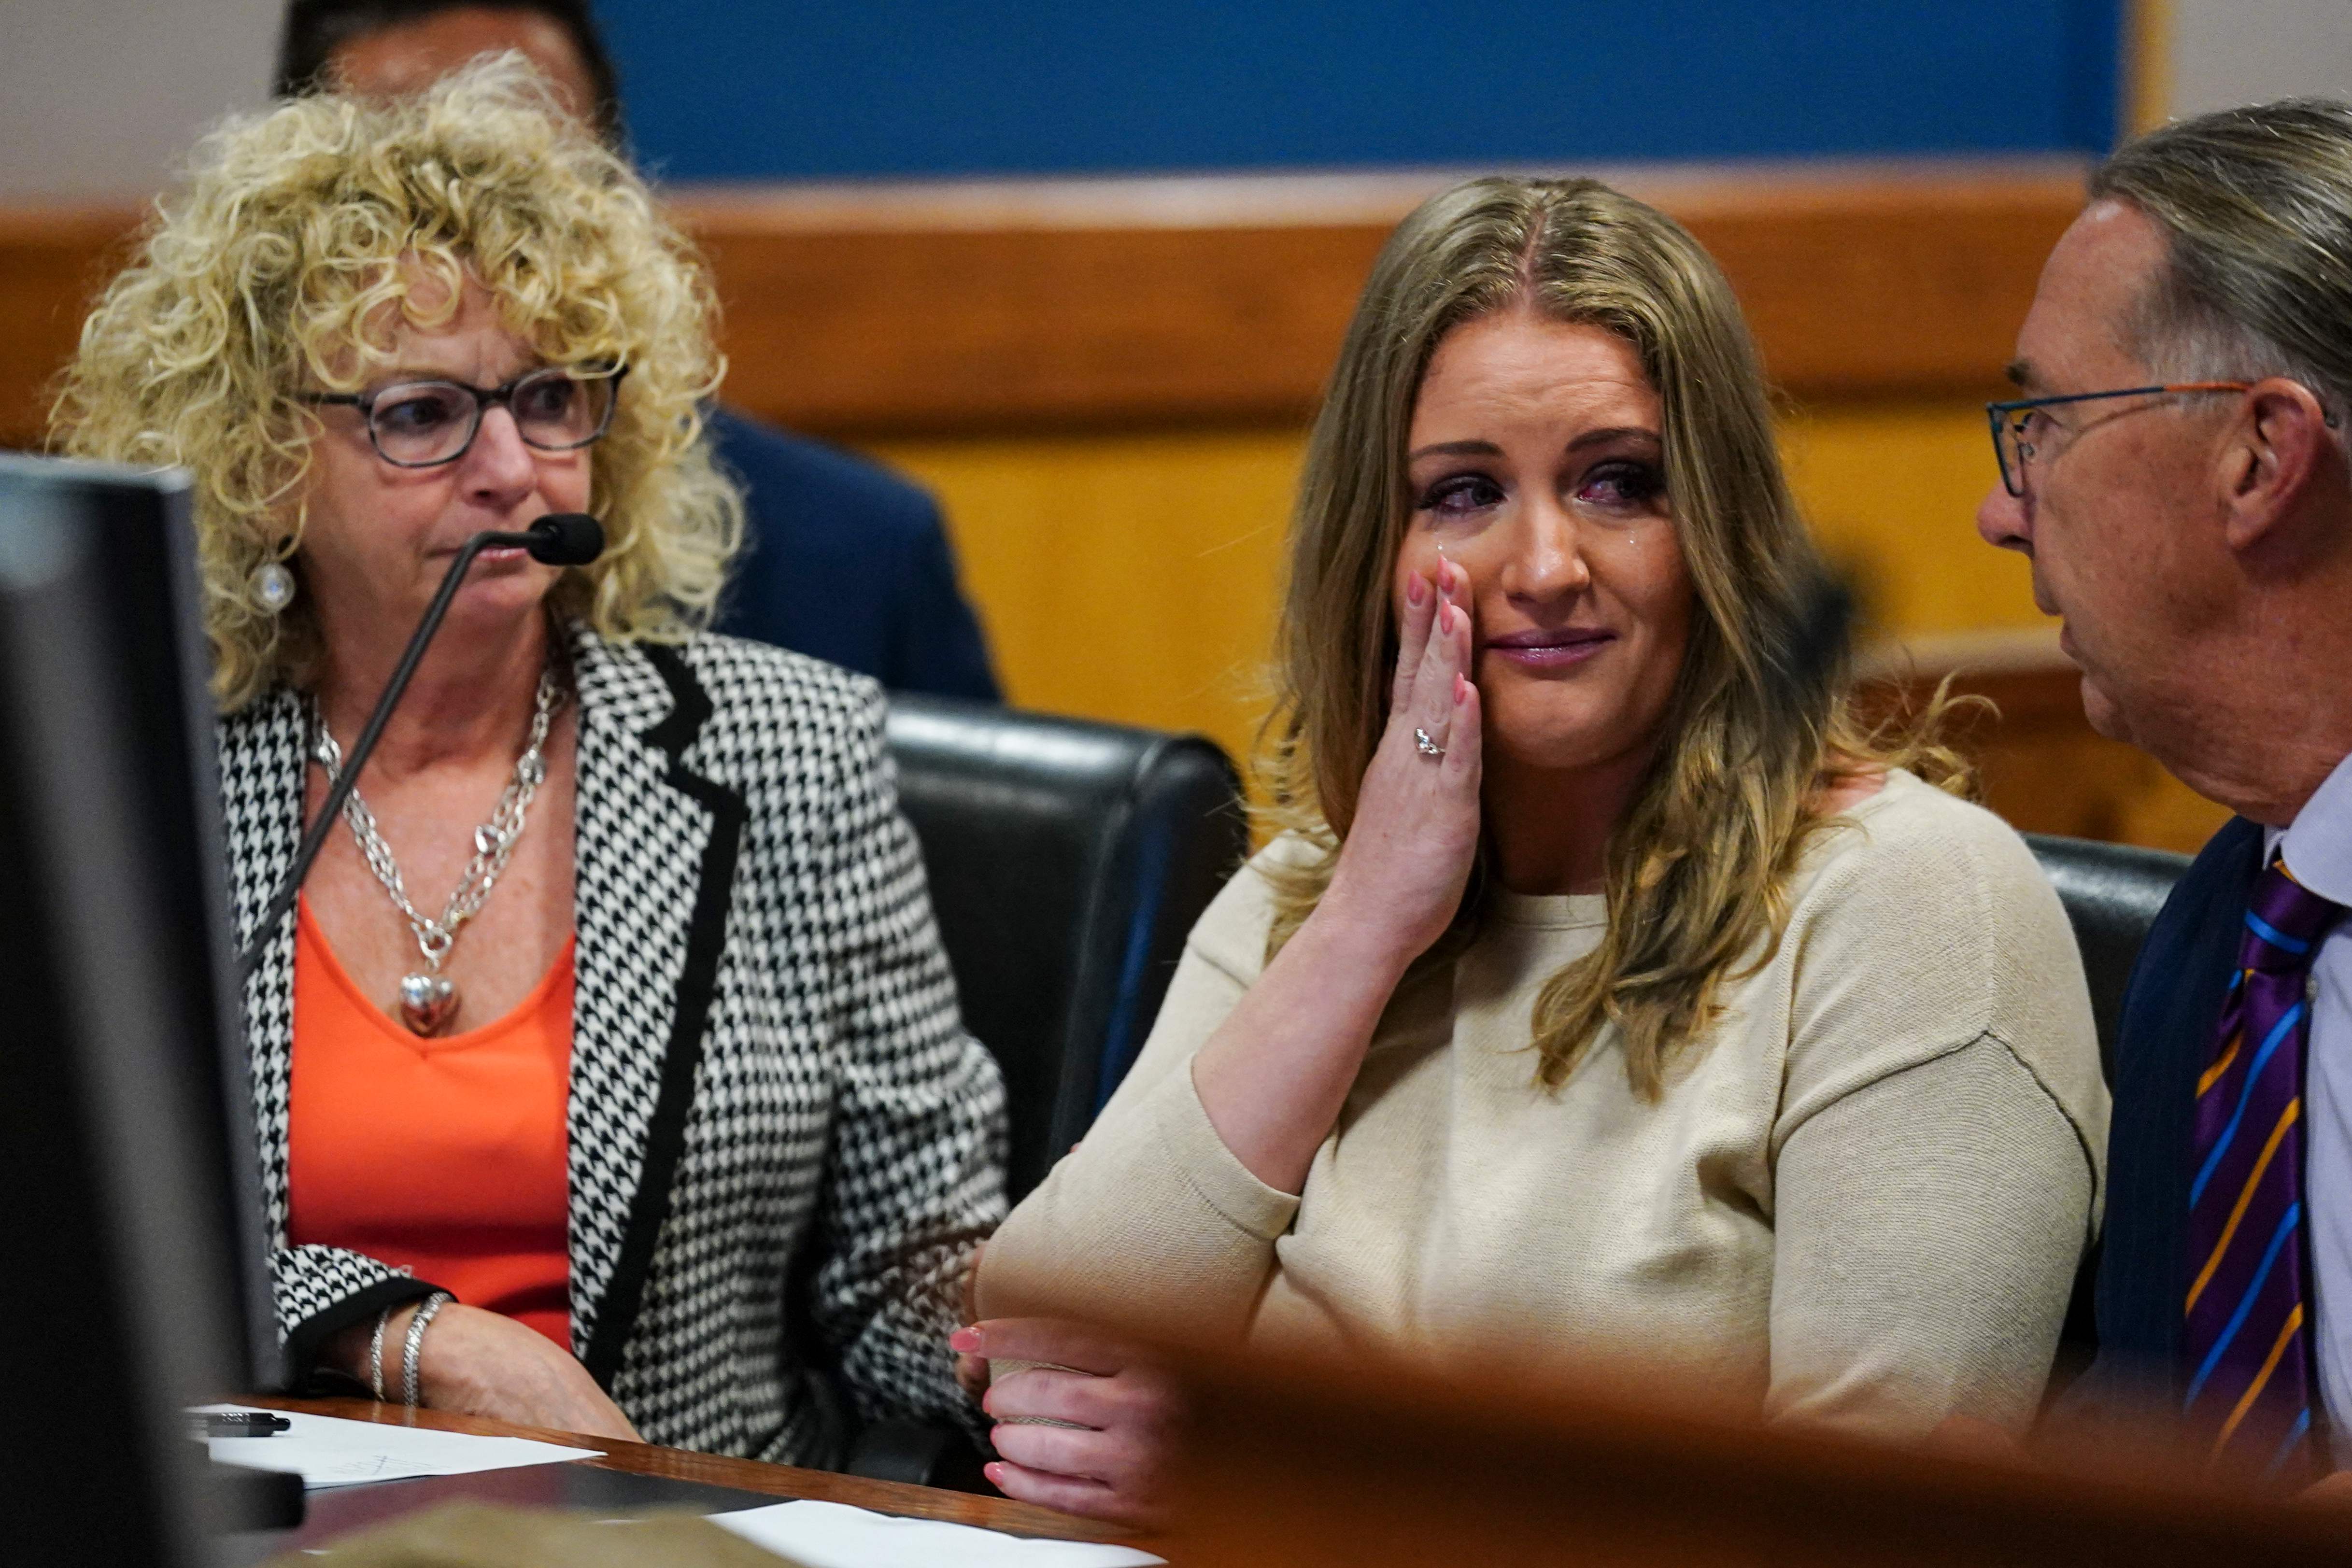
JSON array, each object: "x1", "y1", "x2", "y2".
[{"x1": 287, "y1": 897, "x2": 576, "y2": 1351}]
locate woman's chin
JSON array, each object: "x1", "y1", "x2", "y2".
[
  {"x1": 1486, "y1": 730, "x2": 1633, "y2": 777},
  {"x1": 438, "y1": 569, "x2": 560, "y2": 636},
  {"x1": 1480, "y1": 700, "x2": 1670, "y2": 780}
]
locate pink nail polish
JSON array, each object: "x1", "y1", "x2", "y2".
[
  {"x1": 1454, "y1": 673, "x2": 1469, "y2": 703},
  {"x1": 1438, "y1": 602, "x2": 1455, "y2": 634},
  {"x1": 1406, "y1": 572, "x2": 1427, "y2": 607},
  {"x1": 949, "y1": 1328, "x2": 982, "y2": 1353}
]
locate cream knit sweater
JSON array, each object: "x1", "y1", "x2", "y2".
[{"x1": 978, "y1": 772, "x2": 2111, "y2": 1438}]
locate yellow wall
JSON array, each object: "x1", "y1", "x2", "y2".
[
  {"x1": 866, "y1": 427, "x2": 1303, "y2": 765},
  {"x1": 867, "y1": 397, "x2": 2043, "y2": 770},
  {"x1": 1778, "y1": 398, "x2": 2045, "y2": 642}
]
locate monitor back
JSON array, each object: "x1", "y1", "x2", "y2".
[{"x1": 0, "y1": 455, "x2": 278, "y2": 1563}]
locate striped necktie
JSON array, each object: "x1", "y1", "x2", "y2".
[{"x1": 2183, "y1": 854, "x2": 2344, "y2": 1480}]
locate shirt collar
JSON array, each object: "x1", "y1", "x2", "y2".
[{"x1": 2275, "y1": 749, "x2": 2352, "y2": 906}]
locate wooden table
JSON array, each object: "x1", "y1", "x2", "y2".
[
  {"x1": 238, "y1": 1395, "x2": 1141, "y2": 1554},
  {"x1": 1166, "y1": 1347, "x2": 2352, "y2": 1568}
]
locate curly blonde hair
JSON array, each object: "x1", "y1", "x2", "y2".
[
  {"x1": 1261, "y1": 177, "x2": 1973, "y2": 1099},
  {"x1": 49, "y1": 55, "x2": 742, "y2": 710}
]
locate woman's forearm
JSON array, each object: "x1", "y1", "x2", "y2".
[
  {"x1": 1189, "y1": 895, "x2": 1419, "y2": 1194},
  {"x1": 1190, "y1": 567, "x2": 1482, "y2": 1195}
]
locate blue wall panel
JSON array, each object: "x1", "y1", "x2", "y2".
[{"x1": 597, "y1": 1, "x2": 2123, "y2": 183}]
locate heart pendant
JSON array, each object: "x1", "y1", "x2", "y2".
[{"x1": 398, "y1": 972, "x2": 457, "y2": 1035}]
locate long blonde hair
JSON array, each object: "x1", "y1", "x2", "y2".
[
  {"x1": 49, "y1": 55, "x2": 742, "y2": 710},
  {"x1": 1260, "y1": 176, "x2": 1969, "y2": 1099}
]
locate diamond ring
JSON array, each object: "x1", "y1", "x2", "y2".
[{"x1": 1414, "y1": 727, "x2": 1445, "y2": 759}]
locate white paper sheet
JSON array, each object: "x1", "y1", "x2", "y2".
[
  {"x1": 709, "y1": 1499, "x2": 1165, "y2": 1568},
  {"x1": 193, "y1": 1404, "x2": 603, "y2": 1489}
]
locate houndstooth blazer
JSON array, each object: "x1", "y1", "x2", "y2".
[{"x1": 216, "y1": 624, "x2": 1008, "y2": 1463}]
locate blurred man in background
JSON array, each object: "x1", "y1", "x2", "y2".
[
  {"x1": 1977, "y1": 99, "x2": 2352, "y2": 1482},
  {"x1": 276, "y1": 0, "x2": 1002, "y2": 701}
]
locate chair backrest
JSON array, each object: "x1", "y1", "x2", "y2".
[
  {"x1": 2024, "y1": 836, "x2": 2196, "y2": 1396},
  {"x1": 2023, "y1": 833, "x2": 2191, "y2": 1085},
  {"x1": 884, "y1": 695, "x2": 1247, "y2": 1201}
]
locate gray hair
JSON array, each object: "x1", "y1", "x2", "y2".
[{"x1": 2092, "y1": 98, "x2": 2352, "y2": 433}]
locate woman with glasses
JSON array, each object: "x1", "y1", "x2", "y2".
[
  {"x1": 52, "y1": 59, "x2": 1006, "y2": 1462},
  {"x1": 967, "y1": 177, "x2": 2111, "y2": 1523}
]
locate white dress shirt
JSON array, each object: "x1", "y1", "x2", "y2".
[{"x1": 2267, "y1": 748, "x2": 2352, "y2": 1460}]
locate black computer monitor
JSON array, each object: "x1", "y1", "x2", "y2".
[{"x1": 0, "y1": 454, "x2": 283, "y2": 1562}]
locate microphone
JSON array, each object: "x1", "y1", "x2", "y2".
[
  {"x1": 522, "y1": 510, "x2": 604, "y2": 566},
  {"x1": 231, "y1": 512, "x2": 605, "y2": 980}
]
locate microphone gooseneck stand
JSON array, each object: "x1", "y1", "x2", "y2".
[{"x1": 230, "y1": 512, "x2": 605, "y2": 984}]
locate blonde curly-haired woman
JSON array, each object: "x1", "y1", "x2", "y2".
[
  {"x1": 965, "y1": 177, "x2": 2110, "y2": 1521},
  {"x1": 52, "y1": 59, "x2": 1006, "y2": 1463}
]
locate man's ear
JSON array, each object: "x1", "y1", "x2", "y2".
[{"x1": 2221, "y1": 376, "x2": 2338, "y2": 551}]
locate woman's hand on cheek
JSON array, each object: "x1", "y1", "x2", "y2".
[
  {"x1": 952, "y1": 1317, "x2": 1179, "y2": 1527},
  {"x1": 1322, "y1": 560, "x2": 1485, "y2": 965}
]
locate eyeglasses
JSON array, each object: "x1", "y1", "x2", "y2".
[
  {"x1": 1985, "y1": 382, "x2": 2248, "y2": 498},
  {"x1": 300, "y1": 363, "x2": 627, "y2": 468}
]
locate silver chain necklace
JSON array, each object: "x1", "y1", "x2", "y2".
[{"x1": 310, "y1": 667, "x2": 562, "y2": 1035}]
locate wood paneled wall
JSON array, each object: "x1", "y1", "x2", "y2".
[
  {"x1": 669, "y1": 159, "x2": 2089, "y2": 433},
  {"x1": 0, "y1": 203, "x2": 144, "y2": 449},
  {"x1": 0, "y1": 160, "x2": 2224, "y2": 850},
  {"x1": 0, "y1": 159, "x2": 2087, "y2": 447}
]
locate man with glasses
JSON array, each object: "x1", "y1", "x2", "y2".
[{"x1": 1976, "y1": 99, "x2": 2352, "y2": 1480}]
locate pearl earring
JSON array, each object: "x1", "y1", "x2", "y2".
[{"x1": 253, "y1": 561, "x2": 295, "y2": 615}]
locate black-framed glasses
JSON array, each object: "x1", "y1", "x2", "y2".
[
  {"x1": 1985, "y1": 381, "x2": 2248, "y2": 497},
  {"x1": 300, "y1": 363, "x2": 627, "y2": 468}
]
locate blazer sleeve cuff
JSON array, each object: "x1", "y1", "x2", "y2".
[{"x1": 283, "y1": 1274, "x2": 447, "y2": 1388}]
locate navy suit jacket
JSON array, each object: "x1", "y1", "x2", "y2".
[
  {"x1": 2090, "y1": 814, "x2": 2267, "y2": 1399},
  {"x1": 704, "y1": 406, "x2": 1001, "y2": 702}
]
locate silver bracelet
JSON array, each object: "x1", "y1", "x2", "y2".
[
  {"x1": 401, "y1": 1292, "x2": 454, "y2": 1410},
  {"x1": 368, "y1": 1306, "x2": 394, "y2": 1401}
]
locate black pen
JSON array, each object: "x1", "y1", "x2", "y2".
[{"x1": 190, "y1": 1411, "x2": 291, "y2": 1439}]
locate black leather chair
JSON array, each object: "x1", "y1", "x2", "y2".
[
  {"x1": 885, "y1": 694, "x2": 1250, "y2": 1202},
  {"x1": 2023, "y1": 832, "x2": 2191, "y2": 1397},
  {"x1": 2023, "y1": 833, "x2": 2191, "y2": 1083},
  {"x1": 826, "y1": 697, "x2": 1247, "y2": 1488}
]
